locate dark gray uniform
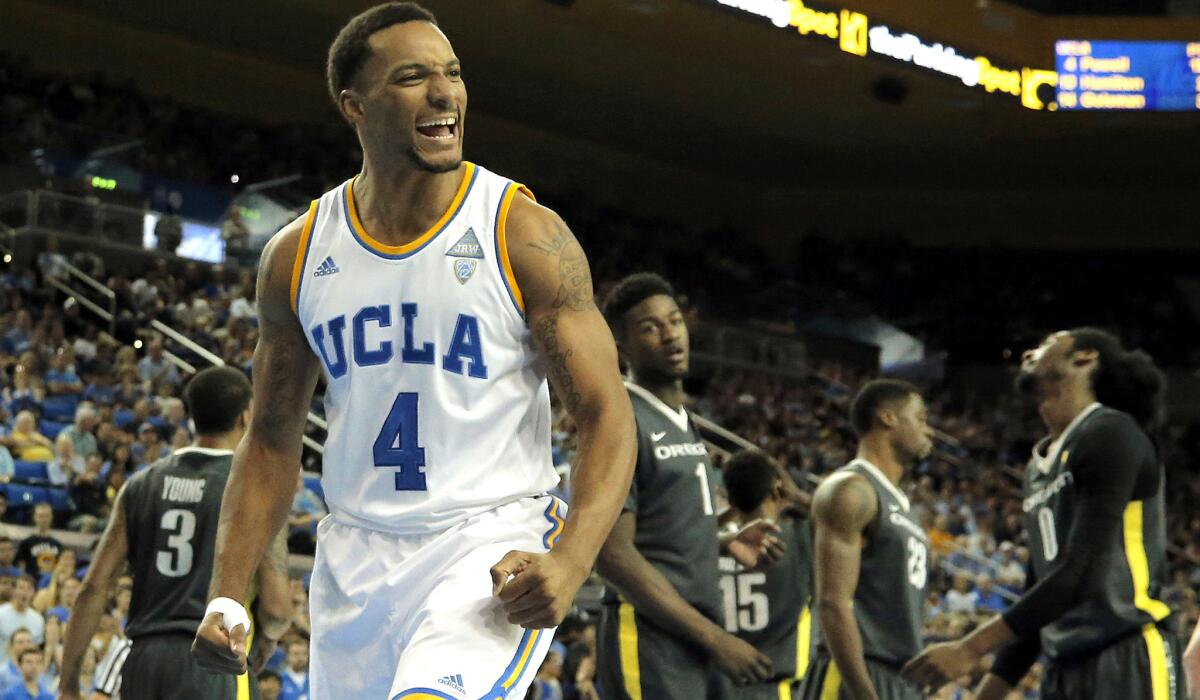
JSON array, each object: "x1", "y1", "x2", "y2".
[
  {"x1": 1019, "y1": 406, "x2": 1182, "y2": 700},
  {"x1": 720, "y1": 516, "x2": 813, "y2": 700},
  {"x1": 598, "y1": 384, "x2": 726, "y2": 700},
  {"x1": 122, "y1": 447, "x2": 257, "y2": 700},
  {"x1": 800, "y1": 460, "x2": 925, "y2": 700}
]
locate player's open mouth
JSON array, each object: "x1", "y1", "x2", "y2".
[{"x1": 416, "y1": 116, "x2": 458, "y2": 141}]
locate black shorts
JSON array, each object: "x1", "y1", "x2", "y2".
[
  {"x1": 797, "y1": 650, "x2": 921, "y2": 700},
  {"x1": 1042, "y1": 624, "x2": 1184, "y2": 700},
  {"x1": 597, "y1": 602, "x2": 728, "y2": 700},
  {"x1": 122, "y1": 633, "x2": 258, "y2": 700},
  {"x1": 727, "y1": 679, "x2": 801, "y2": 700}
]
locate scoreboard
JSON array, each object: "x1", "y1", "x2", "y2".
[{"x1": 1055, "y1": 40, "x2": 1200, "y2": 111}]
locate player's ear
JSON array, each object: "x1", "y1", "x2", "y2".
[
  {"x1": 1070, "y1": 348, "x2": 1100, "y2": 371},
  {"x1": 338, "y1": 89, "x2": 366, "y2": 124},
  {"x1": 877, "y1": 407, "x2": 899, "y2": 429}
]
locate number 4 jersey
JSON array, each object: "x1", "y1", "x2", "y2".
[
  {"x1": 293, "y1": 163, "x2": 558, "y2": 534},
  {"x1": 123, "y1": 447, "x2": 237, "y2": 639}
]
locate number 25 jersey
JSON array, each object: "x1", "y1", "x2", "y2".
[{"x1": 293, "y1": 163, "x2": 558, "y2": 535}]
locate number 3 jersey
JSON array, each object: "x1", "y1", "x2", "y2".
[
  {"x1": 124, "y1": 447, "x2": 236, "y2": 639},
  {"x1": 1022, "y1": 403, "x2": 1171, "y2": 660},
  {"x1": 817, "y1": 459, "x2": 928, "y2": 666},
  {"x1": 292, "y1": 163, "x2": 557, "y2": 535}
]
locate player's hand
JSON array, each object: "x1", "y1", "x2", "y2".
[
  {"x1": 1184, "y1": 620, "x2": 1200, "y2": 699},
  {"x1": 727, "y1": 519, "x2": 785, "y2": 569},
  {"x1": 902, "y1": 641, "x2": 978, "y2": 693},
  {"x1": 191, "y1": 611, "x2": 249, "y2": 675},
  {"x1": 490, "y1": 549, "x2": 588, "y2": 629},
  {"x1": 709, "y1": 631, "x2": 772, "y2": 685}
]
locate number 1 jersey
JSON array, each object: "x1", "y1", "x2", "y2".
[
  {"x1": 293, "y1": 163, "x2": 558, "y2": 535},
  {"x1": 124, "y1": 447, "x2": 235, "y2": 639}
]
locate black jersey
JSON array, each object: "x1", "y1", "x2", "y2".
[
  {"x1": 123, "y1": 447, "x2": 234, "y2": 639},
  {"x1": 719, "y1": 515, "x2": 813, "y2": 680},
  {"x1": 606, "y1": 383, "x2": 722, "y2": 622},
  {"x1": 1022, "y1": 404, "x2": 1171, "y2": 660},
  {"x1": 816, "y1": 460, "x2": 927, "y2": 666}
]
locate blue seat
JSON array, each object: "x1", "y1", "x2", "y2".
[
  {"x1": 41, "y1": 395, "x2": 79, "y2": 422},
  {"x1": 38, "y1": 420, "x2": 67, "y2": 440},
  {"x1": 46, "y1": 488, "x2": 71, "y2": 512},
  {"x1": 12, "y1": 461, "x2": 49, "y2": 481},
  {"x1": 3, "y1": 484, "x2": 48, "y2": 507}
]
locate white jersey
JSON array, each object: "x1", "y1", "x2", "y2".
[{"x1": 291, "y1": 162, "x2": 557, "y2": 534}]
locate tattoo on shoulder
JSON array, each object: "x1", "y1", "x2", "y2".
[{"x1": 527, "y1": 219, "x2": 594, "y2": 313}]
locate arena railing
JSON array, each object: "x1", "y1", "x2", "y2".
[{"x1": 41, "y1": 253, "x2": 117, "y2": 336}]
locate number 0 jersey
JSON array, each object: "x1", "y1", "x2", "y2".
[{"x1": 292, "y1": 163, "x2": 557, "y2": 535}]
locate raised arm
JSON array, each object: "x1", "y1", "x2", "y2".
[
  {"x1": 193, "y1": 221, "x2": 321, "y2": 674},
  {"x1": 811, "y1": 471, "x2": 882, "y2": 700},
  {"x1": 488, "y1": 195, "x2": 637, "y2": 629},
  {"x1": 60, "y1": 483, "x2": 131, "y2": 699}
]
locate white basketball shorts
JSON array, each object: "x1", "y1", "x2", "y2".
[{"x1": 308, "y1": 494, "x2": 567, "y2": 699}]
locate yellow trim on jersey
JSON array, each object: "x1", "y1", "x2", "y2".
[
  {"x1": 1123, "y1": 500, "x2": 1171, "y2": 621},
  {"x1": 546, "y1": 497, "x2": 566, "y2": 548},
  {"x1": 289, "y1": 200, "x2": 319, "y2": 315},
  {"x1": 346, "y1": 162, "x2": 476, "y2": 256},
  {"x1": 236, "y1": 598, "x2": 254, "y2": 700},
  {"x1": 618, "y1": 602, "x2": 643, "y2": 700},
  {"x1": 796, "y1": 604, "x2": 812, "y2": 680},
  {"x1": 499, "y1": 628, "x2": 542, "y2": 691},
  {"x1": 819, "y1": 660, "x2": 842, "y2": 700},
  {"x1": 496, "y1": 183, "x2": 534, "y2": 315},
  {"x1": 777, "y1": 678, "x2": 793, "y2": 700},
  {"x1": 1142, "y1": 623, "x2": 1170, "y2": 700}
]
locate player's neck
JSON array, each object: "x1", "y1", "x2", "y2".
[
  {"x1": 353, "y1": 160, "x2": 465, "y2": 246},
  {"x1": 192, "y1": 433, "x2": 241, "y2": 452},
  {"x1": 635, "y1": 376, "x2": 685, "y2": 411},
  {"x1": 1043, "y1": 385, "x2": 1097, "y2": 438},
  {"x1": 857, "y1": 437, "x2": 904, "y2": 486}
]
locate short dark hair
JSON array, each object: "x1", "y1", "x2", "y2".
[
  {"x1": 16, "y1": 648, "x2": 40, "y2": 664},
  {"x1": 849, "y1": 379, "x2": 919, "y2": 436},
  {"x1": 1069, "y1": 328, "x2": 1166, "y2": 430},
  {"x1": 601, "y1": 273, "x2": 674, "y2": 337},
  {"x1": 182, "y1": 367, "x2": 252, "y2": 436},
  {"x1": 259, "y1": 669, "x2": 281, "y2": 684},
  {"x1": 723, "y1": 450, "x2": 778, "y2": 513},
  {"x1": 326, "y1": 2, "x2": 439, "y2": 104}
]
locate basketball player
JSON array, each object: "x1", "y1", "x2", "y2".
[
  {"x1": 191, "y1": 4, "x2": 636, "y2": 699},
  {"x1": 595, "y1": 272, "x2": 783, "y2": 700},
  {"x1": 719, "y1": 450, "x2": 814, "y2": 700},
  {"x1": 903, "y1": 329, "x2": 1183, "y2": 700},
  {"x1": 59, "y1": 366, "x2": 292, "y2": 700},
  {"x1": 799, "y1": 379, "x2": 932, "y2": 700}
]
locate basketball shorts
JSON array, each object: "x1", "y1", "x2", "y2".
[
  {"x1": 1041, "y1": 624, "x2": 1184, "y2": 700},
  {"x1": 798, "y1": 650, "x2": 920, "y2": 700},
  {"x1": 727, "y1": 679, "x2": 802, "y2": 700},
  {"x1": 309, "y1": 494, "x2": 567, "y2": 700},
  {"x1": 121, "y1": 632, "x2": 257, "y2": 700},
  {"x1": 597, "y1": 602, "x2": 729, "y2": 700}
]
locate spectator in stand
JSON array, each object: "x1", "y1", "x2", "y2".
[
  {"x1": 16, "y1": 505, "x2": 63, "y2": 578},
  {"x1": 130, "y1": 422, "x2": 168, "y2": 470},
  {"x1": 158, "y1": 397, "x2": 186, "y2": 431},
  {"x1": 0, "y1": 630, "x2": 49, "y2": 694},
  {"x1": 287, "y1": 475, "x2": 326, "y2": 556},
  {"x1": 46, "y1": 434, "x2": 82, "y2": 486},
  {"x1": 944, "y1": 574, "x2": 979, "y2": 616},
  {"x1": 0, "y1": 648, "x2": 51, "y2": 700},
  {"x1": 259, "y1": 670, "x2": 282, "y2": 700},
  {"x1": 994, "y1": 543, "x2": 1026, "y2": 592},
  {"x1": 1, "y1": 313, "x2": 32, "y2": 357},
  {"x1": 927, "y1": 513, "x2": 954, "y2": 556},
  {"x1": 973, "y1": 575, "x2": 1007, "y2": 614},
  {"x1": 0, "y1": 542, "x2": 18, "y2": 579},
  {"x1": 41, "y1": 576, "x2": 78, "y2": 625},
  {"x1": 135, "y1": 338, "x2": 179, "y2": 391},
  {"x1": 278, "y1": 638, "x2": 310, "y2": 700},
  {"x1": 1, "y1": 413, "x2": 51, "y2": 463},
  {"x1": 0, "y1": 578, "x2": 43, "y2": 657},
  {"x1": 67, "y1": 454, "x2": 106, "y2": 534},
  {"x1": 33, "y1": 549, "x2": 75, "y2": 593},
  {"x1": 57, "y1": 405, "x2": 97, "y2": 462},
  {"x1": 42, "y1": 351, "x2": 81, "y2": 397}
]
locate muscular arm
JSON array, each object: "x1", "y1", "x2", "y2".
[
  {"x1": 504, "y1": 197, "x2": 637, "y2": 595},
  {"x1": 596, "y1": 512, "x2": 728, "y2": 649},
  {"x1": 60, "y1": 484, "x2": 130, "y2": 692},
  {"x1": 208, "y1": 225, "x2": 320, "y2": 607},
  {"x1": 812, "y1": 472, "x2": 881, "y2": 700},
  {"x1": 253, "y1": 527, "x2": 293, "y2": 643}
]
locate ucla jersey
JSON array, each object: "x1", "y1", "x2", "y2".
[{"x1": 292, "y1": 162, "x2": 557, "y2": 534}]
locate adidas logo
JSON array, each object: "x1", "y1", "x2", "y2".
[
  {"x1": 436, "y1": 674, "x2": 465, "y2": 694},
  {"x1": 313, "y1": 256, "x2": 340, "y2": 277}
]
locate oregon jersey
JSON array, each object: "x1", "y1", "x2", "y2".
[
  {"x1": 608, "y1": 382, "x2": 722, "y2": 621},
  {"x1": 123, "y1": 446, "x2": 234, "y2": 639},
  {"x1": 1023, "y1": 403, "x2": 1171, "y2": 660},
  {"x1": 816, "y1": 459, "x2": 927, "y2": 665},
  {"x1": 719, "y1": 516, "x2": 813, "y2": 680}
]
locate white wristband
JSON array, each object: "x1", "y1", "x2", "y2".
[{"x1": 205, "y1": 597, "x2": 252, "y2": 636}]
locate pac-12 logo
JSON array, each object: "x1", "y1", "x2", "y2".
[{"x1": 453, "y1": 259, "x2": 477, "y2": 284}]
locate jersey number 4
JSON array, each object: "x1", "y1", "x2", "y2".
[{"x1": 374, "y1": 392, "x2": 428, "y2": 491}]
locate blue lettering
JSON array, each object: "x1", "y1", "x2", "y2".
[
  {"x1": 311, "y1": 316, "x2": 348, "y2": 379},
  {"x1": 442, "y1": 314, "x2": 488, "y2": 379},
  {"x1": 400, "y1": 303, "x2": 435, "y2": 365},
  {"x1": 353, "y1": 306, "x2": 394, "y2": 366}
]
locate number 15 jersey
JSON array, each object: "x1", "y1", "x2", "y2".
[{"x1": 292, "y1": 163, "x2": 558, "y2": 535}]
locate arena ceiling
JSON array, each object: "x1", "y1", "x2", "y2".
[{"x1": 26, "y1": 0, "x2": 1200, "y2": 190}]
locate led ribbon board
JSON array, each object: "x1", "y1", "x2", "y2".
[
  {"x1": 710, "y1": 0, "x2": 1058, "y2": 109},
  {"x1": 1055, "y1": 40, "x2": 1200, "y2": 111}
]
